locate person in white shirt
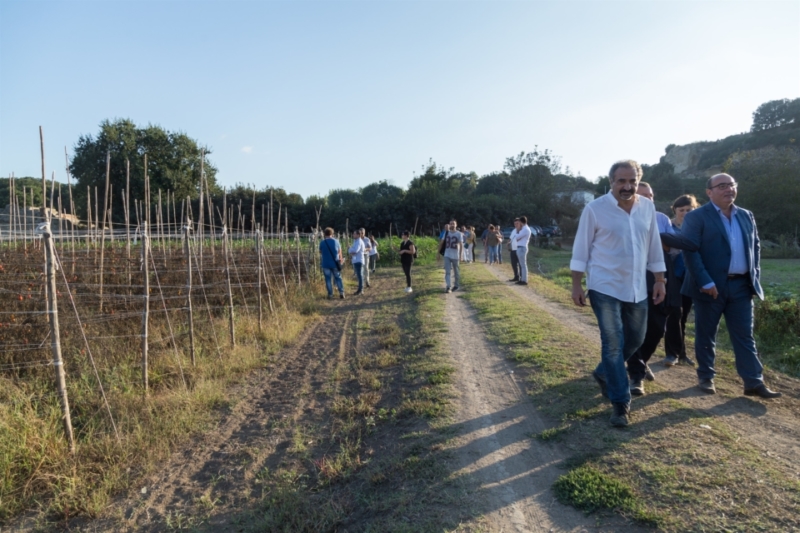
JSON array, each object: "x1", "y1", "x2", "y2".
[
  {"x1": 570, "y1": 160, "x2": 666, "y2": 428},
  {"x1": 514, "y1": 216, "x2": 532, "y2": 285},
  {"x1": 359, "y1": 228, "x2": 371, "y2": 288},
  {"x1": 348, "y1": 231, "x2": 365, "y2": 295},
  {"x1": 368, "y1": 234, "x2": 379, "y2": 273},
  {"x1": 507, "y1": 219, "x2": 521, "y2": 282}
]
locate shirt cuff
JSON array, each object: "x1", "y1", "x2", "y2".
[
  {"x1": 570, "y1": 260, "x2": 586, "y2": 272},
  {"x1": 702, "y1": 282, "x2": 715, "y2": 290},
  {"x1": 647, "y1": 262, "x2": 666, "y2": 273}
]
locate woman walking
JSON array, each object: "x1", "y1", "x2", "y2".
[
  {"x1": 663, "y1": 194, "x2": 700, "y2": 367},
  {"x1": 399, "y1": 230, "x2": 416, "y2": 293}
]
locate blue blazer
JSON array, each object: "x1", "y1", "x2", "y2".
[{"x1": 662, "y1": 202, "x2": 763, "y2": 302}]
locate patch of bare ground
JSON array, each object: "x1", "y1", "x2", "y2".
[{"x1": 444, "y1": 289, "x2": 643, "y2": 532}]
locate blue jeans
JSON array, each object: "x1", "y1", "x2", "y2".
[
  {"x1": 352, "y1": 262, "x2": 364, "y2": 292},
  {"x1": 589, "y1": 290, "x2": 648, "y2": 406},
  {"x1": 516, "y1": 246, "x2": 529, "y2": 282},
  {"x1": 693, "y1": 277, "x2": 763, "y2": 388},
  {"x1": 488, "y1": 246, "x2": 498, "y2": 263},
  {"x1": 323, "y1": 267, "x2": 344, "y2": 296}
]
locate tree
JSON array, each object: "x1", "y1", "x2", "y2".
[
  {"x1": 751, "y1": 98, "x2": 800, "y2": 132},
  {"x1": 69, "y1": 119, "x2": 217, "y2": 221}
]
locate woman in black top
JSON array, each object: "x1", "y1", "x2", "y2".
[{"x1": 398, "y1": 231, "x2": 416, "y2": 293}]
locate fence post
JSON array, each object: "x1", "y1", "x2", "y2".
[
  {"x1": 44, "y1": 226, "x2": 75, "y2": 453},
  {"x1": 184, "y1": 214, "x2": 195, "y2": 366},
  {"x1": 141, "y1": 221, "x2": 149, "y2": 392},
  {"x1": 256, "y1": 227, "x2": 263, "y2": 331}
]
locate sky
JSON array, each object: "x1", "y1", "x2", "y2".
[{"x1": 1, "y1": 0, "x2": 798, "y2": 199}]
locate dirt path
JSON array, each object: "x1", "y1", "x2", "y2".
[
  {"x1": 482, "y1": 260, "x2": 800, "y2": 479},
  {"x1": 444, "y1": 291, "x2": 638, "y2": 532}
]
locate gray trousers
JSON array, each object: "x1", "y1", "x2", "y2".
[{"x1": 444, "y1": 256, "x2": 460, "y2": 288}]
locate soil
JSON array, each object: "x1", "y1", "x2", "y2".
[
  {"x1": 15, "y1": 256, "x2": 800, "y2": 532},
  {"x1": 483, "y1": 260, "x2": 800, "y2": 487}
]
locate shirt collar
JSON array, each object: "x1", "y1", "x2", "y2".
[{"x1": 712, "y1": 202, "x2": 738, "y2": 217}]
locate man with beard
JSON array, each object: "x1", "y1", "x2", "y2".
[{"x1": 571, "y1": 160, "x2": 666, "y2": 427}]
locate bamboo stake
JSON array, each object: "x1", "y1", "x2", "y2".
[
  {"x1": 40, "y1": 126, "x2": 47, "y2": 222},
  {"x1": 141, "y1": 154, "x2": 150, "y2": 393},
  {"x1": 223, "y1": 189, "x2": 235, "y2": 347},
  {"x1": 184, "y1": 213, "x2": 195, "y2": 366},
  {"x1": 256, "y1": 226, "x2": 263, "y2": 331},
  {"x1": 44, "y1": 226, "x2": 75, "y2": 453},
  {"x1": 99, "y1": 153, "x2": 111, "y2": 311},
  {"x1": 198, "y1": 149, "x2": 205, "y2": 270}
]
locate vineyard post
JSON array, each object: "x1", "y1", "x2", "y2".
[
  {"x1": 223, "y1": 227, "x2": 235, "y2": 346},
  {"x1": 39, "y1": 126, "x2": 47, "y2": 222},
  {"x1": 65, "y1": 149, "x2": 76, "y2": 271},
  {"x1": 256, "y1": 226, "x2": 263, "y2": 332},
  {"x1": 184, "y1": 212, "x2": 195, "y2": 366},
  {"x1": 23, "y1": 187, "x2": 27, "y2": 250},
  {"x1": 44, "y1": 225, "x2": 75, "y2": 453},
  {"x1": 142, "y1": 154, "x2": 150, "y2": 393},
  {"x1": 85, "y1": 187, "x2": 91, "y2": 255},
  {"x1": 296, "y1": 226, "x2": 301, "y2": 286},
  {"x1": 99, "y1": 152, "x2": 110, "y2": 311},
  {"x1": 94, "y1": 186, "x2": 99, "y2": 265},
  {"x1": 198, "y1": 149, "x2": 205, "y2": 271}
]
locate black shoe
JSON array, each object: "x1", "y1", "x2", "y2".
[
  {"x1": 630, "y1": 378, "x2": 645, "y2": 396},
  {"x1": 592, "y1": 370, "x2": 608, "y2": 399},
  {"x1": 610, "y1": 403, "x2": 630, "y2": 428},
  {"x1": 698, "y1": 378, "x2": 716, "y2": 394},
  {"x1": 340, "y1": 293, "x2": 345, "y2": 299},
  {"x1": 366, "y1": 283, "x2": 371, "y2": 288},
  {"x1": 644, "y1": 364, "x2": 655, "y2": 381},
  {"x1": 327, "y1": 294, "x2": 333, "y2": 300},
  {"x1": 744, "y1": 384, "x2": 782, "y2": 398},
  {"x1": 354, "y1": 290, "x2": 363, "y2": 296},
  {"x1": 445, "y1": 287, "x2": 451, "y2": 294},
  {"x1": 516, "y1": 281, "x2": 528, "y2": 285},
  {"x1": 508, "y1": 278, "x2": 520, "y2": 282},
  {"x1": 452, "y1": 286, "x2": 459, "y2": 292},
  {"x1": 678, "y1": 356, "x2": 696, "y2": 367}
]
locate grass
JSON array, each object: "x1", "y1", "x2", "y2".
[{"x1": 459, "y1": 264, "x2": 800, "y2": 532}]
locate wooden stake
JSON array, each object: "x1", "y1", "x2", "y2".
[
  {"x1": 223, "y1": 189, "x2": 235, "y2": 347},
  {"x1": 184, "y1": 211, "x2": 195, "y2": 366},
  {"x1": 142, "y1": 154, "x2": 150, "y2": 393},
  {"x1": 99, "y1": 153, "x2": 110, "y2": 311}
]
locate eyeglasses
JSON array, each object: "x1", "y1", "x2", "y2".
[{"x1": 709, "y1": 181, "x2": 738, "y2": 191}]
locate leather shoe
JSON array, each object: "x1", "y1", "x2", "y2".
[
  {"x1": 698, "y1": 378, "x2": 716, "y2": 394},
  {"x1": 744, "y1": 384, "x2": 782, "y2": 399}
]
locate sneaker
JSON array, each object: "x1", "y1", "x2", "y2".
[
  {"x1": 610, "y1": 403, "x2": 630, "y2": 428},
  {"x1": 405, "y1": 287, "x2": 413, "y2": 293},
  {"x1": 644, "y1": 364, "x2": 655, "y2": 382},
  {"x1": 354, "y1": 290, "x2": 363, "y2": 296},
  {"x1": 340, "y1": 293, "x2": 345, "y2": 299},
  {"x1": 698, "y1": 378, "x2": 716, "y2": 394},
  {"x1": 445, "y1": 287, "x2": 452, "y2": 294},
  {"x1": 663, "y1": 355, "x2": 678, "y2": 367},
  {"x1": 678, "y1": 356, "x2": 696, "y2": 367},
  {"x1": 592, "y1": 370, "x2": 609, "y2": 399},
  {"x1": 366, "y1": 283, "x2": 372, "y2": 288},
  {"x1": 630, "y1": 378, "x2": 645, "y2": 396},
  {"x1": 452, "y1": 286, "x2": 459, "y2": 292},
  {"x1": 508, "y1": 278, "x2": 520, "y2": 282},
  {"x1": 516, "y1": 281, "x2": 528, "y2": 285},
  {"x1": 327, "y1": 294, "x2": 333, "y2": 300}
]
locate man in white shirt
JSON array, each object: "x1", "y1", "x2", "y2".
[
  {"x1": 507, "y1": 219, "x2": 521, "y2": 282},
  {"x1": 359, "y1": 228, "x2": 371, "y2": 288},
  {"x1": 514, "y1": 216, "x2": 532, "y2": 285},
  {"x1": 570, "y1": 160, "x2": 666, "y2": 428}
]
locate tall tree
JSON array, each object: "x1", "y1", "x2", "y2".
[{"x1": 69, "y1": 119, "x2": 218, "y2": 220}]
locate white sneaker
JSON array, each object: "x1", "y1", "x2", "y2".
[{"x1": 405, "y1": 287, "x2": 413, "y2": 293}]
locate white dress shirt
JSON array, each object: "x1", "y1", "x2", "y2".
[
  {"x1": 515, "y1": 225, "x2": 532, "y2": 246},
  {"x1": 509, "y1": 228, "x2": 519, "y2": 251},
  {"x1": 570, "y1": 192, "x2": 666, "y2": 303}
]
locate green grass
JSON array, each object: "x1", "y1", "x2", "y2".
[{"x1": 458, "y1": 264, "x2": 800, "y2": 532}]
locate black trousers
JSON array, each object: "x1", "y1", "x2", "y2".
[
  {"x1": 402, "y1": 261, "x2": 412, "y2": 287},
  {"x1": 664, "y1": 294, "x2": 693, "y2": 358},
  {"x1": 509, "y1": 247, "x2": 521, "y2": 279},
  {"x1": 627, "y1": 300, "x2": 673, "y2": 381}
]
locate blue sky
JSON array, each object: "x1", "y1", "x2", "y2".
[{"x1": 1, "y1": 0, "x2": 798, "y2": 199}]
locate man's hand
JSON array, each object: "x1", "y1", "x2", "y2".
[
  {"x1": 652, "y1": 281, "x2": 666, "y2": 305},
  {"x1": 571, "y1": 286, "x2": 586, "y2": 307},
  {"x1": 701, "y1": 285, "x2": 719, "y2": 299}
]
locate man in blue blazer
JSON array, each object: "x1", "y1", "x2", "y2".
[{"x1": 664, "y1": 173, "x2": 780, "y2": 398}]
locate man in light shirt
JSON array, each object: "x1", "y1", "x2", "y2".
[
  {"x1": 570, "y1": 160, "x2": 666, "y2": 428},
  {"x1": 514, "y1": 216, "x2": 532, "y2": 286},
  {"x1": 507, "y1": 218, "x2": 521, "y2": 282},
  {"x1": 359, "y1": 228, "x2": 371, "y2": 288}
]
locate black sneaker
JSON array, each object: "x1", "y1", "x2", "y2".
[
  {"x1": 354, "y1": 290, "x2": 363, "y2": 296},
  {"x1": 340, "y1": 293, "x2": 345, "y2": 299},
  {"x1": 452, "y1": 286, "x2": 459, "y2": 292},
  {"x1": 508, "y1": 278, "x2": 520, "y2": 282},
  {"x1": 516, "y1": 281, "x2": 528, "y2": 285},
  {"x1": 630, "y1": 378, "x2": 645, "y2": 396},
  {"x1": 644, "y1": 364, "x2": 655, "y2": 381},
  {"x1": 679, "y1": 356, "x2": 696, "y2": 367},
  {"x1": 610, "y1": 403, "x2": 630, "y2": 428},
  {"x1": 327, "y1": 294, "x2": 333, "y2": 300},
  {"x1": 445, "y1": 287, "x2": 451, "y2": 294}
]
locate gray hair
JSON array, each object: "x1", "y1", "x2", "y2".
[
  {"x1": 707, "y1": 173, "x2": 734, "y2": 189},
  {"x1": 609, "y1": 160, "x2": 643, "y2": 182}
]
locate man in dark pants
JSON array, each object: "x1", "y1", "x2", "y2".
[
  {"x1": 508, "y1": 218, "x2": 521, "y2": 282},
  {"x1": 662, "y1": 173, "x2": 780, "y2": 398},
  {"x1": 626, "y1": 183, "x2": 679, "y2": 395}
]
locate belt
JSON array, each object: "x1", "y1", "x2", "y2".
[{"x1": 727, "y1": 273, "x2": 747, "y2": 279}]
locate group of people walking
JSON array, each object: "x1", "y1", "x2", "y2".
[
  {"x1": 571, "y1": 159, "x2": 781, "y2": 428},
  {"x1": 318, "y1": 227, "x2": 416, "y2": 298}
]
